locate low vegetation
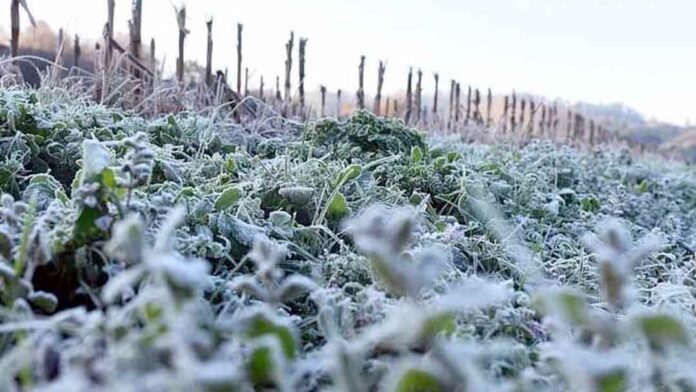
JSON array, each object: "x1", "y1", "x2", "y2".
[{"x1": 0, "y1": 86, "x2": 695, "y2": 391}]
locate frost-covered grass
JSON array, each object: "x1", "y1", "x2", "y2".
[{"x1": 0, "y1": 86, "x2": 695, "y2": 391}]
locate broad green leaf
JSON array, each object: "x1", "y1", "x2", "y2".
[
  {"x1": 596, "y1": 370, "x2": 627, "y2": 392},
  {"x1": 215, "y1": 187, "x2": 243, "y2": 211},
  {"x1": 419, "y1": 312, "x2": 456, "y2": 343},
  {"x1": 637, "y1": 314, "x2": 689, "y2": 352},
  {"x1": 247, "y1": 346, "x2": 275, "y2": 387},
  {"x1": 581, "y1": 196, "x2": 601, "y2": 213},
  {"x1": 326, "y1": 192, "x2": 349, "y2": 220},
  {"x1": 245, "y1": 314, "x2": 297, "y2": 359},
  {"x1": 410, "y1": 146, "x2": 423, "y2": 164},
  {"x1": 394, "y1": 368, "x2": 443, "y2": 392}
]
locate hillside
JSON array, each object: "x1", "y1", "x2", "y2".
[{"x1": 0, "y1": 86, "x2": 695, "y2": 390}]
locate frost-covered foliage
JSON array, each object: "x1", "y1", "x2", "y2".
[{"x1": 0, "y1": 88, "x2": 695, "y2": 391}]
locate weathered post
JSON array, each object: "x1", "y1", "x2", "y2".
[
  {"x1": 10, "y1": 0, "x2": 35, "y2": 58},
  {"x1": 527, "y1": 100, "x2": 536, "y2": 136},
  {"x1": 357, "y1": 55, "x2": 366, "y2": 110},
  {"x1": 566, "y1": 109, "x2": 573, "y2": 140},
  {"x1": 510, "y1": 91, "x2": 517, "y2": 133},
  {"x1": 374, "y1": 61, "x2": 386, "y2": 115},
  {"x1": 448, "y1": 79, "x2": 455, "y2": 129},
  {"x1": 105, "y1": 0, "x2": 115, "y2": 66},
  {"x1": 10, "y1": 0, "x2": 19, "y2": 58},
  {"x1": 539, "y1": 105, "x2": 547, "y2": 136},
  {"x1": 474, "y1": 88, "x2": 482, "y2": 124},
  {"x1": 502, "y1": 95, "x2": 509, "y2": 133},
  {"x1": 237, "y1": 23, "x2": 243, "y2": 94},
  {"x1": 385, "y1": 97, "x2": 391, "y2": 116},
  {"x1": 149, "y1": 38, "x2": 156, "y2": 74},
  {"x1": 486, "y1": 88, "x2": 492, "y2": 127},
  {"x1": 393, "y1": 99, "x2": 399, "y2": 117},
  {"x1": 259, "y1": 76, "x2": 265, "y2": 100},
  {"x1": 589, "y1": 120, "x2": 596, "y2": 145},
  {"x1": 276, "y1": 76, "x2": 282, "y2": 101},
  {"x1": 320, "y1": 85, "x2": 326, "y2": 117},
  {"x1": 73, "y1": 35, "x2": 81, "y2": 68},
  {"x1": 298, "y1": 38, "x2": 307, "y2": 109},
  {"x1": 175, "y1": 6, "x2": 187, "y2": 84},
  {"x1": 455, "y1": 83, "x2": 461, "y2": 125},
  {"x1": 244, "y1": 67, "x2": 249, "y2": 96},
  {"x1": 433, "y1": 73, "x2": 440, "y2": 122},
  {"x1": 519, "y1": 99, "x2": 526, "y2": 131},
  {"x1": 415, "y1": 69, "x2": 423, "y2": 124},
  {"x1": 336, "y1": 89, "x2": 342, "y2": 117},
  {"x1": 284, "y1": 32, "x2": 294, "y2": 102},
  {"x1": 465, "y1": 85, "x2": 471, "y2": 125},
  {"x1": 129, "y1": 0, "x2": 142, "y2": 80},
  {"x1": 405, "y1": 67, "x2": 413, "y2": 124},
  {"x1": 56, "y1": 28, "x2": 64, "y2": 66},
  {"x1": 205, "y1": 19, "x2": 213, "y2": 86}
]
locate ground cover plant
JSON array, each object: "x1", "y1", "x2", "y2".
[{"x1": 0, "y1": 85, "x2": 695, "y2": 391}]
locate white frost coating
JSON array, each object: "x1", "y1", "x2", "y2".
[{"x1": 80, "y1": 139, "x2": 111, "y2": 181}]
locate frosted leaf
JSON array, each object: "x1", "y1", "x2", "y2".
[
  {"x1": 80, "y1": 140, "x2": 111, "y2": 182},
  {"x1": 104, "y1": 214, "x2": 145, "y2": 265},
  {"x1": 278, "y1": 186, "x2": 314, "y2": 206},
  {"x1": 274, "y1": 275, "x2": 318, "y2": 302},
  {"x1": 154, "y1": 206, "x2": 186, "y2": 252}
]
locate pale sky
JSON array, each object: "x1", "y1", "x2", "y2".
[{"x1": 3, "y1": 0, "x2": 696, "y2": 125}]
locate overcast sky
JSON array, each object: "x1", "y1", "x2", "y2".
[{"x1": 3, "y1": 0, "x2": 696, "y2": 125}]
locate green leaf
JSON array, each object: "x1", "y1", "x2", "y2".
[
  {"x1": 581, "y1": 196, "x2": 601, "y2": 213},
  {"x1": 419, "y1": 312, "x2": 456, "y2": 343},
  {"x1": 326, "y1": 192, "x2": 349, "y2": 220},
  {"x1": 637, "y1": 314, "x2": 689, "y2": 352},
  {"x1": 596, "y1": 370, "x2": 627, "y2": 392},
  {"x1": 215, "y1": 187, "x2": 243, "y2": 211},
  {"x1": 637, "y1": 179, "x2": 650, "y2": 193},
  {"x1": 247, "y1": 345, "x2": 275, "y2": 387},
  {"x1": 73, "y1": 206, "x2": 105, "y2": 245},
  {"x1": 410, "y1": 146, "x2": 424, "y2": 164},
  {"x1": 336, "y1": 164, "x2": 362, "y2": 187},
  {"x1": 394, "y1": 368, "x2": 444, "y2": 392},
  {"x1": 245, "y1": 314, "x2": 297, "y2": 359}
]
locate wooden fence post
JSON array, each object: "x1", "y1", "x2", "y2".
[
  {"x1": 465, "y1": 85, "x2": 471, "y2": 125},
  {"x1": 589, "y1": 120, "x2": 596, "y2": 145},
  {"x1": 502, "y1": 96, "x2": 509, "y2": 133},
  {"x1": 455, "y1": 83, "x2": 461, "y2": 125},
  {"x1": 237, "y1": 23, "x2": 243, "y2": 94},
  {"x1": 244, "y1": 67, "x2": 249, "y2": 96},
  {"x1": 519, "y1": 99, "x2": 526, "y2": 132},
  {"x1": 284, "y1": 32, "x2": 294, "y2": 102},
  {"x1": 405, "y1": 67, "x2": 413, "y2": 124},
  {"x1": 357, "y1": 55, "x2": 366, "y2": 110},
  {"x1": 374, "y1": 61, "x2": 386, "y2": 115},
  {"x1": 129, "y1": 0, "x2": 142, "y2": 80},
  {"x1": 336, "y1": 89, "x2": 342, "y2": 117},
  {"x1": 56, "y1": 28, "x2": 64, "y2": 66},
  {"x1": 486, "y1": 88, "x2": 492, "y2": 127},
  {"x1": 539, "y1": 105, "x2": 546, "y2": 137},
  {"x1": 393, "y1": 99, "x2": 398, "y2": 117},
  {"x1": 448, "y1": 79, "x2": 455, "y2": 129},
  {"x1": 415, "y1": 69, "x2": 422, "y2": 124},
  {"x1": 385, "y1": 97, "x2": 391, "y2": 116},
  {"x1": 10, "y1": 0, "x2": 20, "y2": 58},
  {"x1": 259, "y1": 76, "x2": 265, "y2": 100},
  {"x1": 566, "y1": 109, "x2": 573, "y2": 140},
  {"x1": 205, "y1": 18, "x2": 213, "y2": 86},
  {"x1": 528, "y1": 100, "x2": 536, "y2": 136},
  {"x1": 175, "y1": 6, "x2": 187, "y2": 84},
  {"x1": 276, "y1": 76, "x2": 282, "y2": 101},
  {"x1": 105, "y1": 0, "x2": 115, "y2": 67},
  {"x1": 149, "y1": 38, "x2": 156, "y2": 80},
  {"x1": 510, "y1": 90, "x2": 517, "y2": 133},
  {"x1": 552, "y1": 105, "x2": 560, "y2": 137},
  {"x1": 474, "y1": 88, "x2": 482, "y2": 124},
  {"x1": 320, "y1": 85, "x2": 326, "y2": 117},
  {"x1": 73, "y1": 35, "x2": 81, "y2": 68},
  {"x1": 298, "y1": 38, "x2": 307, "y2": 109},
  {"x1": 433, "y1": 73, "x2": 439, "y2": 120}
]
